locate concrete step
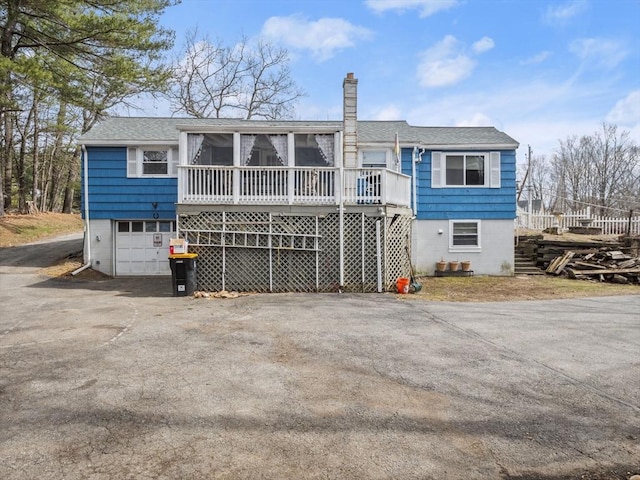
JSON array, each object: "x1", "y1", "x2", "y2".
[{"x1": 514, "y1": 252, "x2": 545, "y2": 275}]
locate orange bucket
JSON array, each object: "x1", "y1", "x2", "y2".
[{"x1": 396, "y1": 277, "x2": 410, "y2": 294}]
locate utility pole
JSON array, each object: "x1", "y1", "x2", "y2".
[
  {"x1": 516, "y1": 146, "x2": 533, "y2": 228},
  {"x1": 517, "y1": 145, "x2": 533, "y2": 228},
  {"x1": 527, "y1": 145, "x2": 533, "y2": 224}
]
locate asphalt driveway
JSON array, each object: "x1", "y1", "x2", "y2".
[{"x1": 0, "y1": 235, "x2": 638, "y2": 479}]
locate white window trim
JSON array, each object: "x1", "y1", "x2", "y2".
[
  {"x1": 449, "y1": 219, "x2": 482, "y2": 252},
  {"x1": 432, "y1": 151, "x2": 500, "y2": 188},
  {"x1": 127, "y1": 145, "x2": 179, "y2": 178},
  {"x1": 359, "y1": 149, "x2": 390, "y2": 168}
]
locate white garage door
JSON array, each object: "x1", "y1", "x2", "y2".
[{"x1": 116, "y1": 220, "x2": 175, "y2": 275}]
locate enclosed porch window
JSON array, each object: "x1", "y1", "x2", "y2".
[
  {"x1": 244, "y1": 134, "x2": 287, "y2": 166},
  {"x1": 294, "y1": 134, "x2": 334, "y2": 166},
  {"x1": 188, "y1": 133, "x2": 233, "y2": 166}
]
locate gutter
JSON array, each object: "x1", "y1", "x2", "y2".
[{"x1": 72, "y1": 144, "x2": 92, "y2": 276}]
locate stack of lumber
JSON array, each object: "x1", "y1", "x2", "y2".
[
  {"x1": 531, "y1": 239, "x2": 622, "y2": 268},
  {"x1": 545, "y1": 249, "x2": 640, "y2": 284}
]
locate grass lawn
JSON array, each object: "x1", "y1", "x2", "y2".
[{"x1": 0, "y1": 212, "x2": 83, "y2": 247}]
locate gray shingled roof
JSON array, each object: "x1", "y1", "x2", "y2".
[
  {"x1": 79, "y1": 117, "x2": 518, "y2": 147},
  {"x1": 358, "y1": 120, "x2": 519, "y2": 147}
]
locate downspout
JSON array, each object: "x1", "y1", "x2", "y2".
[
  {"x1": 72, "y1": 144, "x2": 91, "y2": 275},
  {"x1": 411, "y1": 147, "x2": 424, "y2": 217},
  {"x1": 376, "y1": 219, "x2": 382, "y2": 292},
  {"x1": 338, "y1": 133, "x2": 345, "y2": 290}
]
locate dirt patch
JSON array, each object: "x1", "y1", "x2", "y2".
[
  {"x1": 407, "y1": 275, "x2": 638, "y2": 302},
  {"x1": 39, "y1": 255, "x2": 109, "y2": 281},
  {"x1": 0, "y1": 212, "x2": 83, "y2": 247}
]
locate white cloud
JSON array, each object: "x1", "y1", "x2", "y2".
[
  {"x1": 371, "y1": 104, "x2": 402, "y2": 120},
  {"x1": 416, "y1": 35, "x2": 476, "y2": 88},
  {"x1": 404, "y1": 77, "x2": 617, "y2": 158},
  {"x1": 456, "y1": 112, "x2": 493, "y2": 127},
  {"x1": 365, "y1": 0, "x2": 459, "y2": 17},
  {"x1": 606, "y1": 90, "x2": 640, "y2": 127},
  {"x1": 261, "y1": 15, "x2": 372, "y2": 61},
  {"x1": 569, "y1": 38, "x2": 629, "y2": 69},
  {"x1": 472, "y1": 36, "x2": 495, "y2": 54},
  {"x1": 521, "y1": 51, "x2": 552, "y2": 65},
  {"x1": 544, "y1": 0, "x2": 587, "y2": 23}
]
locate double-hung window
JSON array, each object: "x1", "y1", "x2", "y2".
[
  {"x1": 127, "y1": 146, "x2": 178, "y2": 178},
  {"x1": 450, "y1": 220, "x2": 481, "y2": 251},
  {"x1": 142, "y1": 149, "x2": 168, "y2": 175},
  {"x1": 445, "y1": 154, "x2": 484, "y2": 185},
  {"x1": 432, "y1": 151, "x2": 500, "y2": 188}
]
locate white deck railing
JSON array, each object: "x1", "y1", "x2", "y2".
[{"x1": 178, "y1": 166, "x2": 411, "y2": 207}]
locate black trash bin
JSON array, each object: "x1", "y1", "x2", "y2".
[{"x1": 169, "y1": 253, "x2": 198, "y2": 296}]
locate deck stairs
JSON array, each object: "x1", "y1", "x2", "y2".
[{"x1": 514, "y1": 245, "x2": 545, "y2": 275}]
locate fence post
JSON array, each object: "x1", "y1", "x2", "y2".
[{"x1": 628, "y1": 210, "x2": 634, "y2": 237}]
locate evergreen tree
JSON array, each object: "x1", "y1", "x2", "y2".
[{"x1": 0, "y1": 0, "x2": 177, "y2": 215}]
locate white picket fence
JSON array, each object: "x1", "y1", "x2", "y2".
[{"x1": 516, "y1": 207, "x2": 640, "y2": 235}]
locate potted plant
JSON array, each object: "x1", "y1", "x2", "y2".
[
  {"x1": 436, "y1": 258, "x2": 447, "y2": 272},
  {"x1": 449, "y1": 260, "x2": 460, "y2": 272},
  {"x1": 461, "y1": 260, "x2": 472, "y2": 271}
]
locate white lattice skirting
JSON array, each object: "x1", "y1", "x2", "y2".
[{"x1": 178, "y1": 210, "x2": 412, "y2": 293}]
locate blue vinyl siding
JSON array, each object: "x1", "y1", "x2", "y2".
[
  {"x1": 402, "y1": 149, "x2": 517, "y2": 220},
  {"x1": 82, "y1": 146, "x2": 177, "y2": 220}
]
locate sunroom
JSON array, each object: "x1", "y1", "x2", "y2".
[{"x1": 176, "y1": 125, "x2": 411, "y2": 208}]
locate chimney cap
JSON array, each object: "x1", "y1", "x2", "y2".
[{"x1": 346, "y1": 72, "x2": 354, "y2": 79}]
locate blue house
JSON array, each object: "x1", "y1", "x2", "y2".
[
  {"x1": 358, "y1": 121, "x2": 519, "y2": 275},
  {"x1": 79, "y1": 73, "x2": 518, "y2": 291}
]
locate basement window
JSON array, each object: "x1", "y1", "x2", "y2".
[{"x1": 450, "y1": 220, "x2": 481, "y2": 251}]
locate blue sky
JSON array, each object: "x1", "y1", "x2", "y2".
[{"x1": 146, "y1": 0, "x2": 640, "y2": 165}]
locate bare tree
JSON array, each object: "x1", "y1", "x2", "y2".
[
  {"x1": 549, "y1": 123, "x2": 639, "y2": 214},
  {"x1": 526, "y1": 154, "x2": 551, "y2": 209},
  {"x1": 168, "y1": 31, "x2": 305, "y2": 120},
  {"x1": 588, "y1": 124, "x2": 638, "y2": 215}
]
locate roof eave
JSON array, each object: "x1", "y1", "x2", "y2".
[
  {"x1": 175, "y1": 124, "x2": 342, "y2": 134},
  {"x1": 79, "y1": 139, "x2": 179, "y2": 146},
  {"x1": 419, "y1": 143, "x2": 520, "y2": 150},
  {"x1": 360, "y1": 142, "x2": 520, "y2": 150}
]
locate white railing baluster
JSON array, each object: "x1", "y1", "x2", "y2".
[{"x1": 178, "y1": 165, "x2": 411, "y2": 208}]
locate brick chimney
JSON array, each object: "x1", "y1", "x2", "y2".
[{"x1": 343, "y1": 73, "x2": 358, "y2": 168}]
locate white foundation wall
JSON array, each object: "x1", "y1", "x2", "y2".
[
  {"x1": 86, "y1": 219, "x2": 114, "y2": 276},
  {"x1": 412, "y1": 219, "x2": 514, "y2": 276}
]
